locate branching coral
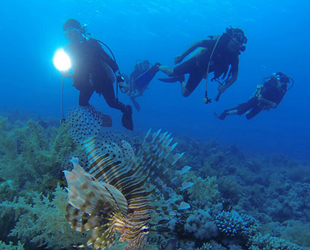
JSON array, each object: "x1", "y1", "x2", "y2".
[
  {"x1": 0, "y1": 118, "x2": 78, "y2": 193},
  {"x1": 0, "y1": 185, "x2": 90, "y2": 249},
  {"x1": 217, "y1": 175, "x2": 242, "y2": 201},
  {"x1": 248, "y1": 233, "x2": 302, "y2": 250},
  {"x1": 186, "y1": 172, "x2": 219, "y2": 205},
  {"x1": 0, "y1": 241, "x2": 24, "y2": 250},
  {"x1": 215, "y1": 210, "x2": 260, "y2": 238},
  {"x1": 184, "y1": 209, "x2": 218, "y2": 240}
]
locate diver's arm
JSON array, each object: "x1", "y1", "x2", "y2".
[
  {"x1": 119, "y1": 81, "x2": 130, "y2": 93},
  {"x1": 218, "y1": 71, "x2": 238, "y2": 93},
  {"x1": 100, "y1": 49, "x2": 127, "y2": 87},
  {"x1": 100, "y1": 49, "x2": 119, "y2": 73},
  {"x1": 98, "y1": 47, "x2": 126, "y2": 87},
  {"x1": 94, "y1": 39, "x2": 120, "y2": 73},
  {"x1": 225, "y1": 71, "x2": 238, "y2": 88},
  {"x1": 131, "y1": 90, "x2": 141, "y2": 98},
  {"x1": 174, "y1": 40, "x2": 205, "y2": 64},
  {"x1": 218, "y1": 55, "x2": 239, "y2": 93}
]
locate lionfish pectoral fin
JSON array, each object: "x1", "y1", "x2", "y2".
[
  {"x1": 65, "y1": 159, "x2": 129, "y2": 249},
  {"x1": 66, "y1": 203, "x2": 94, "y2": 231},
  {"x1": 88, "y1": 223, "x2": 116, "y2": 250},
  {"x1": 65, "y1": 160, "x2": 128, "y2": 215}
]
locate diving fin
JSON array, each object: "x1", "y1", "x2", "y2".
[
  {"x1": 122, "y1": 105, "x2": 134, "y2": 130},
  {"x1": 158, "y1": 75, "x2": 185, "y2": 83},
  {"x1": 130, "y1": 97, "x2": 141, "y2": 112},
  {"x1": 133, "y1": 63, "x2": 160, "y2": 91}
]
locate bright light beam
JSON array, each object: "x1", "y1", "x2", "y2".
[{"x1": 53, "y1": 48, "x2": 71, "y2": 71}]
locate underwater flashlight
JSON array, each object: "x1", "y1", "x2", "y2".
[
  {"x1": 53, "y1": 48, "x2": 71, "y2": 71},
  {"x1": 53, "y1": 48, "x2": 72, "y2": 123}
]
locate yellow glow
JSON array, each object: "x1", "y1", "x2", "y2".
[{"x1": 53, "y1": 48, "x2": 71, "y2": 71}]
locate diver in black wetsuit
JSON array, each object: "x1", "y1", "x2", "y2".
[
  {"x1": 62, "y1": 19, "x2": 133, "y2": 130},
  {"x1": 158, "y1": 27, "x2": 247, "y2": 102},
  {"x1": 214, "y1": 72, "x2": 293, "y2": 120}
]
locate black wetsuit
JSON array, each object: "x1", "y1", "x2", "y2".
[
  {"x1": 65, "y1": 38, "x2": 127, "y2": 112},
  {"x1": 173, "y1": 33, "x2": 240, "y2": 92},
  {"x1": 231, "y1": 80, "x2": 287, "y2": 119}
]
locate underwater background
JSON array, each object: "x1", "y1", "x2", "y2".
[{"x1": 0, "y1": 0, "x2": 310, "y2": 249}]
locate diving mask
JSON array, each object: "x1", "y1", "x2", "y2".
[
  {"x1": 232, "y1": 31, "x2": 247, "y2": 44},
  {"x1": 64, "y1": 24, "x2": 89, "y2": 42},
  {"x1": 64, "y1": 27, "x2": 83, "y2": 41}
]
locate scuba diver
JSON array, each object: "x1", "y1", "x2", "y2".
[
  {"x1": 62, "y1": 19, "x2": 133, "y2": 130},
  {"x1": 158, "y1": 27, "x2": 247, "y2": 103},
  {"x1": 214, "y1": 72, "x2": 293, "y2": 120},
  {"x1": 124, "y1": 60, "x2": 161, "y2": 111}
]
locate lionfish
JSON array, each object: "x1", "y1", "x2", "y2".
[{"x1": 64, "y1": 107, "x2": 193, "y2": 250}]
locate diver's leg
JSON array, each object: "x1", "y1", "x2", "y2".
[
  {"x1": 78, "y1": 87, "x2": 94, "y2": 106},
  {"x1": 215, "y1": 98, "x2": 258, "y2": 120},
  {"x1": 235, "y1": 97, "x2": 258, "y2": 115},
  {"x1": 102, "y1": 83, "x2": 133, "y2": 130},
  {"x1": 181, "y1": 72, "x2": 203, "y2": 97},
  {"x1": 101, "y1": 83, "x2": 124, "y2": 111},
  {"x1": 214, "y1": 109, "x2": 238, "y2": 120},
  {"x1": 158, "y1": 65, "x2": 174, "y2": 76},
  {"x1": 159, "y1": 57, "x2": 196, "y2": 77},
  {"x1": 246, "y1": 106, "x2": 262, "y2": 119}
]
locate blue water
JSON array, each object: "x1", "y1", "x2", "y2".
[{"x1": 1, "y1": 0, "x2": 309, "y2": 160}]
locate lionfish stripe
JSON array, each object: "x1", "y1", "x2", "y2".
[
  {"x1": 101, "y1": 183, "x2": 128, "y2": 216},
  {"x1": 82, "y1": 140, "x2": 148, "y2": 197},
  {"x1": 65, "y1": 128, "x2": 191, "y2": 250}
]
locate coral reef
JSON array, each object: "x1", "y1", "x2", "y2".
[
  {"x1": 184, "y1": 209, "x2": 218, "y2": 240},
  {"x1": 248, "y1": 233, "x2": 302, "y2": 250},
  {"x1": 0, "y1": 185, "x2": 90, "y2": 249},
  {"x1": 215, "y1": 210, "x2": 260, "y2": 238},
  {"x1": 0, "y1": 112, "x2": 309, "y2": 249},
  {"x1": 0, "y1": 241, "x2": 24, "y2": 250},
  {"x1": 0, "y1": 118, "x2": 79, "y2": 195},
  {"x1": 186, "y1": 172, "x2": 220, "y2": 206}
]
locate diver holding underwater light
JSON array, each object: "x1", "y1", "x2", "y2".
[{"x1": 61, "y1": 19, "x2": 133, "y2": 130}]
